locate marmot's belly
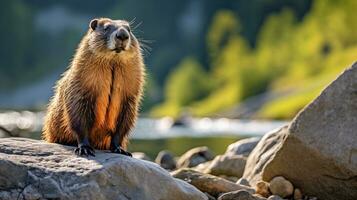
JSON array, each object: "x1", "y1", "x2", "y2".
[
  {"x1": 90, "y1": 105, "x2": 122, "y2": 150},
  {"x1": 93, "y1": 87, "x2": 123, "y2": 133},
  {"x1": 88, "y1": 128, "x2": 112, "y2": 150}
]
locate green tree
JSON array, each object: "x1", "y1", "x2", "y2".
[{"x1": 151, "y1": 57, "x2": 210, "y2": 117}]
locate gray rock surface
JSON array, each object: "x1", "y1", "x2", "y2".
[
  {"x1": 0, "y1": 138, "x2": 207, "y2": 200},
  {"x1": 267, "y1": 195, "x2": 283, "y2": 200},
  {"x1": 225, "y1": 137, "x2": 260, "y2": 156},
  {"x1": 132, "y1": 152, "x2": 151, "y2": 161},
  {"x1": 155, "y1": 150, "x2": 177, "y2": 170},
  {"x1": 177, "y1": 146, "x2": 214, "y2": 168},
  {"x1": 237, "y1": 178, "x2": 251, "y2": 187},
  {"x1": 269, "y1": 176, "x2": 293, "y2": 198},
  {"x1": 194, "y1": 160, "x2": 213, "y2": 172},
  {"x1": 204, "y1": 154, "x2": 246, "y2": 177},
  {"x1": 172, "y1": 168, "x2": 254, "y2": 197},
  {"x1": 218, "y1": 190, "x2": 256, "y2": 200},
  {"x1": 243, "y1": 126, "x2": 287, "y2": 185},
  {"x1": 253, "y1": 194, "x2": 268, "y2": 200},
  {"x1": 243, "y1": 63, "x2": 357, "y2": 200}
]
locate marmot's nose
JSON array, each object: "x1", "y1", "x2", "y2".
[{"x1": 116, "y1": 29, "x2": 129, "y2": 41}]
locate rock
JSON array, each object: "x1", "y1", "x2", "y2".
[
  {"x1": 204, "y1": 155, "x2": 246, "y2": 178},
  {"x1": 0, "y1": 191, "x2": 21, "y2": 200},
  {"x1": 253, "y1": 196, "x2": 267, "y2": 200},
  {"x1": 237, "y1": 178, "x2": 251, "y2": 187},
  {"x1": 218, "y1": 190, "x2": 256, "y2": 200},
  {"x1": 177, "y1": 146, "x2": 214, "y2": 168},
  {"x1": 22, "y1": 185, "x2": 42, "y2": 200},
  {"x1": 293, "y1": 188, "x2": 303, "y2": 200},
  {"x1": 132, "y1": 152, "x2": 151, "y2": 161},
  {"x1": 0, "y1": 138, "x2": 208, "y2": 200},
  {"x1": 205, "y1": 192, "x2": 217, "y2": 200},
  {"x1": 269, "y1": 176, "x2": 293, "y2": 198},
  {"x1": 255, "y1": 181, "x2": 270, "y2": 198},
  {"x1": 225, "y1": 137, "x2": 260, "y2": 156},
  {"x1": 243, "y1": 63, "x2": 357, "y2": 200},
  {"x1": 193, "y1": 160, "x2": 212, "y2": 172},
  {"x1": 308, "y1": 197, "x2": 317, "y2": 200},
  {"x1": 172, "y1": 169, "x2": 254, "y2": 197},
  {"x1": 218, "y1": 175, "x2": 239, "y2": 182},
  {"x1": 253, "y1": 194, "x2": 267, "y2": 200},
  {"x1": 155, "y1": 150, "x2": 176, "y2": 170},
  {"x1": 243, "y1": 126, "x2": 287, "y2": 185},
  {"x1": 267, "y1": 195, "x2": 283, "y2": 200}
]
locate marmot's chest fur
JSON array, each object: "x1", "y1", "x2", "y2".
[{"x1": 77, "y1": 54, "x2": 143, "y2": 132}]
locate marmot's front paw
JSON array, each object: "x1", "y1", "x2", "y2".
[
  {"x1": 111, "y1": 147, "x2": 132, "y2": 157},
  {"x1": 74, "y1": 145, "x2": 95, "y2": 157}
]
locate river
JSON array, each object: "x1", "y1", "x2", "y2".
[{"x1": 0, "y1": 111, "x2": 288, "y2": 158}]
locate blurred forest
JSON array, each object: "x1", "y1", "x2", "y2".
[{"x1": 1, "y1": 0, "x2": 356, "y2": 119}]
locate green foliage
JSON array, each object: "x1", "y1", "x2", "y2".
[
  {"x1": 155, "y1": 0, "x2": 357, "y2": 119},
  {"x1": 258, "y1": 75, "x2": 331, "y2": 119},
  {"x1": 256, "y1": 9, "x2": 297, "y2": 78},
  {"x1": 206, "y1": 10, "x2": 240, "y2": 60},
  {"x1": 256, "y1": 0, "x2": 357, "y2": 118},
  {"x1": 151, "y1": 57, "x2": 211, "y2": 117},
  {"x1": 165, "y1": 58, "x2": 210, "y2": 106},
  {"x1": 193, "y1": 11, "x2": 254, "y2": 115}
]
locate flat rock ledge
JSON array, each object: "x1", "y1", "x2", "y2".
[{"x1": 0, "y1": 138, "x2": 207, "y2": 200}]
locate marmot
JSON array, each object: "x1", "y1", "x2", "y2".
[{"x1": 42, "y1": 18, "x2": 145, "y2": 157}]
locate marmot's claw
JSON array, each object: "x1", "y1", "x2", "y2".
[
  {"x1": 111, "y1": 147, "x2": 132, "y2": 157},
  {"x1": 74, "y1": 145, "x2": 95, "y2": 157},
  {"x1": 125, "y1": 151, "x2": 132, "y2": 157}
]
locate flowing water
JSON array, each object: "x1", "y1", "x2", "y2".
[{"x1": 0, "y1": 111, "x2": 288, "y2": 158}]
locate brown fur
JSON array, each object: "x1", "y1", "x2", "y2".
[{"x1": 42, "y1": 18, "x2": 145, "y2": 150}]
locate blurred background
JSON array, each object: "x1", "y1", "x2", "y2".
[{"x1": 0, "y1": 0, "x2": 356, "y2": 158}]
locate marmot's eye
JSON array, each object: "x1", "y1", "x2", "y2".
[
  {"x1": 124, "y1": 25, "x2": 131, "y2": 32},
  {"x1": 104, "y1": 25, "x2": 112, "y2": 32}
]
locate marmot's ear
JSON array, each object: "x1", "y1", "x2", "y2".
[{"x1": 89, "y1": 19, "x2": 98, "y2": 30}]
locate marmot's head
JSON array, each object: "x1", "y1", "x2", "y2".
[{"x1": 87, "y1": 18, "x2": 140, "y2": 56}]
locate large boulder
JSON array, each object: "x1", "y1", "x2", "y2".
[
  {"x1": 0, "y1": 138, "x2": 207, "y2": 200},
  {"x1": 243, "y1": 126, "x2": 287, "y2": 185},
  {"x1": 243, "y1": 63, "x2": 357, "y2": 200}
]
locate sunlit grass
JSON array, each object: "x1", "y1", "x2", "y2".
[{"x1": 257, "y1": 88, "x2": 321, "y2": 119}]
